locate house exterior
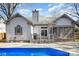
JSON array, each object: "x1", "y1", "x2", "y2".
[
  {"x1": 32, "y1": 9, "x2": 76, "y2": 43},
  {"x1": 6, "y1": 13, "x2": 32, "y2": 42},
  {"x1": 5, "y1": 9, "x2": 78, "y2": 43}
]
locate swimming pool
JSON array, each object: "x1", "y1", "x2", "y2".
[{"x1": 0, "y1": 48, "x2": 69, "y2": 56}]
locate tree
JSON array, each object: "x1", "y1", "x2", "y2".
[
  {"x1": 74, "y1": 3, "x2": 79, "y2": 16},
  {"x1": 0, "y1": 3, "x2": 19, "y2": 21},
  {"x1": 66, "y1": 3, "x2": 79, "y2": 18}
]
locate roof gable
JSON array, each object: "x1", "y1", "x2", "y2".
[
  {"x1": 5, "y1": 13, "x2": 32, "y2": 25},
  {"x1": 54, "y1": 14, "x2": 75, "y2": 23}
]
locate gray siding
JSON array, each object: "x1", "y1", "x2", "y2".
[{"x1": 6, "y1": 17, "x2": 32, "y2": 41}]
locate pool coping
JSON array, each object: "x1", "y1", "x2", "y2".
[{"x1": 50, "y1": 47, "x2": 79, "y2": 56}]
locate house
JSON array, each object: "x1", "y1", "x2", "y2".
[
  {"x1": 5, "y1": 13, "x2": 32, "y2": 42},
  {"x1": 32, "y1": 9, "x2": 77, "y2": 42},
  {"x1": 5, "y1": 9, "x2": 78, "y2": 43}
]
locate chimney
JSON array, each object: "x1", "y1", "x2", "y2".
[{"x1": 32, "y1": 9, "x2": 39, "y2": 23}]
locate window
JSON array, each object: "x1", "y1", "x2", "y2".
[
  {"x1": 41, "y1": 27, "x2": 47, "y2": 37},
  {"x1": 41, "y1": 30, "x2": 47, "y2": 36},
  {"x1": 15, "y1": 25, "x2": 22, "y2": 35}
]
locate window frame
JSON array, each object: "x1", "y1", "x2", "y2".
[
  {"x1": 41, "y1": 27, "x2": 48, "y2": 37},
  {"x1": 15, "y1": 25, "x2": 23, "y2": 35}
]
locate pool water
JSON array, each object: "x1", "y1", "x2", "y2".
[{"x1": 0, "y1": 48, "x2": 69, "y2": 56}]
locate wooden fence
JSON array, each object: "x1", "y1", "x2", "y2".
[
  {"x1": 0, "y1": 32, "x2": 6, "y2": 42},
  {"x1": 74, "y1": 32, "x2": 79, "y2": 41}
]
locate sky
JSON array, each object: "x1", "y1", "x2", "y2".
[
  {"x1": 0, "y1": 3, "x2": 78, "y2": 21},
  {"x1": 0, "y1": 3, "x2": 79, "y2": 32},
  {"x1": 16, "y1": 3, "x2": 77, "y2": 18}
]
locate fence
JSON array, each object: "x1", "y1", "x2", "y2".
[
  {"x1": 74, "y1": 32, "x2": 79, "y2": 41},
  {"x1": 0, "y1": 32, "x2": 6, "y2": 42}
]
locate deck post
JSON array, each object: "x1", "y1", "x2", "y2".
[
  {"x1": 32, "y1": 25, "x2": 34, "y2": 43},
  {"x1": 47, "y1": 26, "x2": 49, "y2": 42},
  {"x1": 72, "y1": 23, "x2": 75, "y2": 42},
  {"x1": 52, "y1": 25, "x2": 54, "y2": 42},
  {"x1": 57, "y1": 27, "x2": 58, "y2": 39},
  {"x1": 40, "y1": 27, "x2": 41, "y2": 43}
]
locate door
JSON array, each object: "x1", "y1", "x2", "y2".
[{"x1": 41, "y1": 27, "x2": 48, "y2": 39}]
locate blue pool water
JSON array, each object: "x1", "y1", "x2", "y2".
[{"x1": 0, "y1": 48, "x2": 69, "y2": 56}]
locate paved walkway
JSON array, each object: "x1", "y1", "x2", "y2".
[{"x1": 0, "y1": 42, "x2": 79, "y2": 56}]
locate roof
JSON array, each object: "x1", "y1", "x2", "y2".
[
  {"x1": 27, "y1": 14, "x2": 77, "y2": 25},
  {"x1": 30, "y1": 13, "x2": 79, "y2": 26},
  {"x1": 54, "y1": 14, "x2": 75, "y2": 23},
  {"x1": 5, "y1": 13, "x2": 32, "y2": 25},
  {"x1": 27, "y1": 16, "x2": 56, "y2": 25},
  {"x1": 4, "y1": 13, "x2": 79, "y2": 26},
  {"x1": 75, "y1": 20, "x2": 79, "y2": 26},
  {"x1": 77, "y1": 19, "x2": 79, "y2": 22},
  {"x1": 54, "y1": 14, "x2": 79, "y2": 27}
]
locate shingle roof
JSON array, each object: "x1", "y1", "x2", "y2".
[
  {"x1": 27, "y1": 16, "x2": 56, "y2": 25},
  {"x1": 27, "y1": 13, "x2": 79, "y2": 26},
  {"x1": 54, "y1": 14, "x2": 75, "y2": 23},
  {"x1": 5, "y1": 13, "x2": 32, "y2": 25},
  {"x1": 5, "y1": 13, "x2": 79, "y2": 26}
]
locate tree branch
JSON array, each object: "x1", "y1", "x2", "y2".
[
  {"x1": 0, "y1": 3, "x2": 20, "y2": 21},
  {"x1": 0, "y1": 15, "x2": 5, "y2": 20},
  {"x1": 74, "y1": 3, "x2": 79, "y2": 16},
  {"x1": 66, "y1": 12, "x2": 79, "y2": 18}
]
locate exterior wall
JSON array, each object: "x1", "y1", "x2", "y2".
[
  {"x1": 33, "y1": 16, "x2": 75, "y2": 42},
  {"x1": 33, "y1": 26, "x2": 41, "y2": 39},
  {"x1": 33, "y1": 25, "x2": 49, "y2": 39},
  {"x1": 6, "y1": 17, "x2": 32, "y2": 41},
  {"x1": 55, "y1": 17, "x2": 72, "y2": 26},
  {"x1": 33, "y1": 26, "x2": 41, "y2": 35},
  {"x1": 54, "y1": 17, "x2": 74, "y2": 41}
]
